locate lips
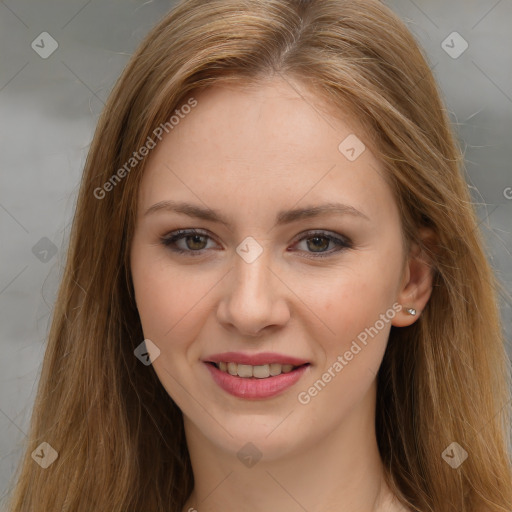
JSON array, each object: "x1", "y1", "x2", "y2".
[{"x1": 203, "y1": 352, "x2": 311, "y2": 399}]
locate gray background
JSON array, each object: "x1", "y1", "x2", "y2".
[{"x1": 1, "y1": 0, "x2": 511, "y2": 505}]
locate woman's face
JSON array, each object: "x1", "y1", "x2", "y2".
[{"x1": 130, "y1": 77, "x2": 418, "y2": 460}]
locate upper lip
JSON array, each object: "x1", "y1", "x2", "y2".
[{"x1": 204, "y1": 352, "x2": 309, "y2": 366}]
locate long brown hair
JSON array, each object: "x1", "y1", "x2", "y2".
[{"x1": 6, "y1": 0, "x2": 512, "y2": 510}]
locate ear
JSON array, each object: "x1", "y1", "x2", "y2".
[{"x1": 392, "y1": 227, "x2": 436, "y2": 327}]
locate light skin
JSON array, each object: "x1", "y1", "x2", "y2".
[{"x1": 130, "y1": 77, "x2": 433, "y2": 512}]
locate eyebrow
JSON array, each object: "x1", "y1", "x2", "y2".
[{"x1": 144, "y1": 200, "x2": 370, "y2": 228}]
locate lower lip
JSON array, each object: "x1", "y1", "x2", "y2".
[{"x1": 204, "y1": 362, "x2": 310, "y2": 399}]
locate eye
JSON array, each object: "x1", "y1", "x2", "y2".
[
  {"x1": 160, "y1": 229, "x2": 218, "y2": 256},
  {"x1": 292, "y1": 230, "x2": 352, "y2": 258},
  {"x1": 161, "y1": 228, "x2": 352, "y2": 259}
]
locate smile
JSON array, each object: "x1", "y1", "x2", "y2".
[{"x1": 204, "y1": 361, "x2": 310, "y2": 399}]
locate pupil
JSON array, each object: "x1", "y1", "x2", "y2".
[
  {"x1": 308, "y1": 236, "x2": 328, "y2": 252},
  {"x1": 188, "y1": 235, "x2": 206, "y2": 250}
]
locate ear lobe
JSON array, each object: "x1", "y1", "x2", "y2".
[{"x1": 392, "y1": 227, "x2": 436, "y2": 327}]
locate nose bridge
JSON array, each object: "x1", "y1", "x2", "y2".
[
  {"x1": 233, "y1": 251, "x2": 271, "y2": 299},
  {"x1": 218, "y1": 244, "x2": 289, "y2": 335}
]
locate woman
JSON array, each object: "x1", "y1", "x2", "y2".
[{"x1": 7, "y1": 0, "x2": 512, "y2": 510}]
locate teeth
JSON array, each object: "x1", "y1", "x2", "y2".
[
  {"x1": 269, "y1": 363, "x2": 282, "y2": 376},
  {"x1": 214, "y1": 362, "x2": 300, "y2": 378},
  {"x1": 253, "y1": 364, "x2": 270, "y2": 379},
  {"x1": 237, "y1": 364, "x2": 253, "y2": 378}
]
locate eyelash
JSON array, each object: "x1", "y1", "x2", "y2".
[{"x1": 159, "y1": 229, "x2": 353, "y2": 259}]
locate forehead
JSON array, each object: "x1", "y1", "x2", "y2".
[
  {"x1": 137, "y1": 77, "x2": 396, "y2": 225},
  {"x1": 179, "y1": 78, "x2": 364, "y2": 162}
]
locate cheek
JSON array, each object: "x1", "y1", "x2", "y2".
[
  {"x1": 313, "y1": 286, "x2": 392, "y2": 385},
  {"x1": 130, "y1": 251, "x2": 212, "y2": 400},
  {"x1": 302, "y1": 246, "x2": 402, "y2": 375},
  {"x1": 130, "y1": 246, "x2": 209, "y2": 344},
  {"x1": 295, "y1": 274, "x2": 396, "y2": 422}
]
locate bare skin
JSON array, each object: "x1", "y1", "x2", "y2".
[{"x1": 130, "y1": 76, "x2": 433, "y2": 512}]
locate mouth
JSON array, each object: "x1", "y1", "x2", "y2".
[{"x1": 203, "y1": 360, "x2": 311, "y2": 399}]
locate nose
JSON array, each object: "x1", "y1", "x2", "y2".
[{"x1": 216, "y1": 249, "x2": 291, "y2": 337}]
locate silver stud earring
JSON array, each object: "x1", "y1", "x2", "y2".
[{"x1": 405, "y1": 307, "x2": 417, "y2": 316}]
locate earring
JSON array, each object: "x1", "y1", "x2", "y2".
[{"x1": 405, "y1": 307, "x2": 417, "y2": 316}]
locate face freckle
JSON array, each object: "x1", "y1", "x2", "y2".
[{"x1": 130, "y1": 76, "x2": 408, "y2": 458}]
